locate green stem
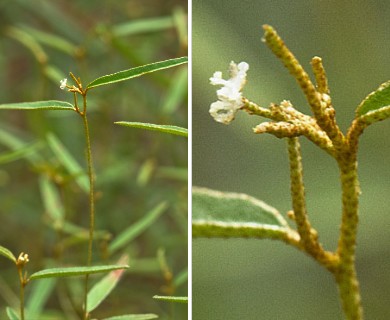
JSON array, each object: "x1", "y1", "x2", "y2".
[
  {"x1": 80, "y1": 94, "x2": 95, "y2": 320},
  {"x1": 18, "y1": 270, "x2": 25, "y2": 320},
  {"x1": 335, "y1": 157, "x2": 363, "y2": 319}
]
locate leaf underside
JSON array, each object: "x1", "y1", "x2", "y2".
[{"x1": 192, "y1": 187, "x2": 295, "y2": 240}]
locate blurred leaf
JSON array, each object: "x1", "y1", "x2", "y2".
[
  {"x1": 153, "y1": 295, "x2": 188, "y2": 304},
  {"x1": 0, "y1": 101, "x2": 74, "y2": 111},
  {"x1": 0, "y1": 128, "x2": 42, "y2": 164},
  {"x1": 26, "y1": 278, "x2": 56, "y2": 318},
  {"x1": 173, "y1": 268, "x2": 188, "y2": 288},
  {"x1": 109, "y1": 202, "x2": 168, "y2": 254},
  {"x1": 115, "y1": 122, "x2": 188, "y2": 137},
  {"x1": 0, "y1": 142, "x2": 42, "y2": 165},
  {"x1": 87, "y1": 255, "x2": 128, "y2": 312},
  {"x1": 101, "y1": 314, "x2": 158, "y2": 320},
  {"x1": 5, "y1": 26, "x2": 47, "y2": 64},
  {"x1": 18, "y1": 24, "x2": 78, "y2": 55},
  {"x1": 156, "y1": 166, "x2": 188, "y2": 182},
  {"x1": 44, "y1": 65, "x2": 67, "y2": 85},
  {"x1": 111, "y1": 16, "x2": 174, "y2": 36},
  {"x1": 30, "y1": 265, "x2": 129, "y2": 280},
  {"x1": 172, "y1": 7, "x2": 188, "y2": 47},
  {"x1": 192, "y1": 187, "x2": 297, "y2": 240},
  {"x1": 38, "y1": 175, "x2": 64, "y2": 227},
  {"x1": 136, "y1": 159, "x2": 155, "y2": 187},
  {"x1": 5, "y1": 307, "x2": 19, "y2": 320},
  {"x1": 356, "y1": 80, "x2": 390, "y2": 116},
  {"x1": 46, "y1": 133, "x2": 89, "y2": 193},
  {"x1": 0, "y1": 245, "x2": 16, "y2": 263},
  {"x1": 161, "y1": 67, "x2": 188, "y2": 115},
  {"x1": 86, "y1": 57, "x2": 188, "y2": 89}
]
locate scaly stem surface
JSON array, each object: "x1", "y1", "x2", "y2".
[{"x1": 334, "y1": 153, "x2": 363, "y2": 319}]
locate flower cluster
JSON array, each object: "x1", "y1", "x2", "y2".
[
  {"x1": 60, "y1": 78, "x2": 68, "y2": 90},
  {"x1": 209, "y1": 61, "x2": 249, "y2": 124}
]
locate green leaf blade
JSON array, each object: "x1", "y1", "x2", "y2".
[
  {"x1": 356, "y1": 80, "x2": 390, "y2": 116},
  {"x1": 192, "y1": 187, "x2": 297, "y2": 241},
  {"x1": 86, "y1": 57, "x2": 188, "y2": 89},
  {"x1": 0, "y1": 245, "x2": 16, "y2": 263},
  {"x1": 0, "y1": 100, "x2": 74, "y2": 111},
  {"x1": 153, "y1": 295, "x2": 188, "y2": 304},
  {"x1": 46, "y1": 133, "x2": 89, "y2": 193},
  {"x1": 101, "y1": 315, "x2": 158, "y2": 320},
  {"x1": 108, "y1": 202, "x2": 168, "y2": 254},
  {"x1": 29, "y1": 265, "x2": 129, "y2": 280},
  {"x1": 87, "y1": 255, "x2": 128, "y2": 312},
  {"x1": 115, "y1": 122, "x2": 188, "y2": 137}
]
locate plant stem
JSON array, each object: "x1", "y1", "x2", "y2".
[
  {"x1": 17, "y1": 269, "x2": 25, "y2": 320},
  {"x1": 80, "y1": 94, "x2": 95, "y2": 320},
  {"x1": 287, "y1": 137, "x2": 338, "y2": 271},
  {"x1": 335, "y1": 156, "x2": 363, "y2": 319}
]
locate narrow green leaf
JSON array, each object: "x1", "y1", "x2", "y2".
[
  {"x1": 87, "y1": 255, "x2": 128, "y2": 312},
  {"x1": 112, "y1": 16, "x2": 174, "y2": 36},
  {"x1": 86, "y1": 57, "x2": 188, "y2": 89},
  {"x1": 161, "y1": 67, "x2": 188, "y2": 115},
  {"x1": 173, "y1": 268, "x2": 188, "y2": 288},
  {"x1": 0, "y1": 142, "x2": 42, "y2": 165},
  {"x1": 46, "y1": 133, "x2": 89, "y2": 193},
  {"x1": 5, "y1": 307, "x2": 20, "y2": 320},
  {"x1": 5, "y1": 26, "x2": 47, "y2": 64},
  {"x1": 39, "y1": 175, "x2": 64, "y2": 227},
  {"x1": 356, "y1": 80, "x2": 390, "y2": 116},
  {"x1": 0, "y1": 128, "x2": 42, "y2": 164},
  {"x1": 26, "y1": 278, "x2": 56, "y2": 318},
  {"x1": 0, "y1": 101, "x2": 74, "y2": 111},
  {"x1": 0, "y1": 245, "x2": 16, "y2": 263},
  {"x1": 18, "y1": 24, "x2": 78, "y2": 55},
  {"x1": 153, "y1": 295, "x2": 188, "y2": 304},
  {"x1": 30, "y1": 265, "x2": 129, "y2": 280},
  {"x1": 109, "y1": 202, "x2": 168, "y2": 254},
  {"x1": 115, "y1": 122, "x2": 188, "y2": 137},
  {"x1": 102, "y1": 314, "x2": 158, "y2": 320},
  {"x1": 156, "y1": 166, "x2": 188, "y2": 182},
  {"x1": 192, "y1": 187, "x2": 298, "y2": 241}
]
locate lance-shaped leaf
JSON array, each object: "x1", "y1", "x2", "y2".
[
  {"x1": 0, "y1": 245, "x2": 16, "y2": 263},
  {"x1": 115, "y1": 122, "x2": 188, "y2": 137},
  {"x1": 108, "y1": 202, "x2": 168, "y2": 254},
  {"x1": 111, "y1": 16, "x2": 174, "y2": 36},
  {"x1": 101, "y1": 315, "x2": 158, "y2": 320},
  {"x1": 6, "y1": 307, "x2": 19, "y2": 320},
  {"x1": 153, "y1": 295, "x2": 188, "y2": 304},
  {"x1": 0, "y1": 101, "x2": 74, "y2": 111},
  {"x1": 29, "y1": 265, "x2": 129, "y2": 280},
  {"x1": 86, "y1": 57, "x2": 188, "y2": 89},
  {"x1": 192, "y1": 187, "x2": 300, "y2": 244},
  {"x1": 46, "y1": 133, "x2": 89, "y2": 193},
  {"x1": 356, "y1": 80, "x2": 390, "y2": 116},
  {"x1": 87, "y1": 255, "x2": 128, "y2": 312}
]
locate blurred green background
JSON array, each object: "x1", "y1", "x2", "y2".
[
  {"x1": 0, "y1": 0, "x2": 187, "y2": 319},
  {"x1": 193, "y1": 1, "x2": 390, "y2": 319}
]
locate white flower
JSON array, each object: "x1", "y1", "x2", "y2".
[
  {"x1": 60, "y1": 78, "x2": 67, "y2": 90},
  {"x1": 209, "y1": 61, "x2": 249, "y2": 124}
]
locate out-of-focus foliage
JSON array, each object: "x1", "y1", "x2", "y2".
[{"x1": 0, "y1": 1, "x2": 188, "y2": 319}]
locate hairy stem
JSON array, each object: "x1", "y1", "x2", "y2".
[
  {"x1": 335, "y1": 155, "x2": 363, "y2": 319},
  {"x1": 287, "y1": 137, "x2": 338, "y2": 271}
]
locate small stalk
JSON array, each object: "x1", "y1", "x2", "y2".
[{"x1": 335, "y1": 154, "x2": 363, "y2": 319}]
